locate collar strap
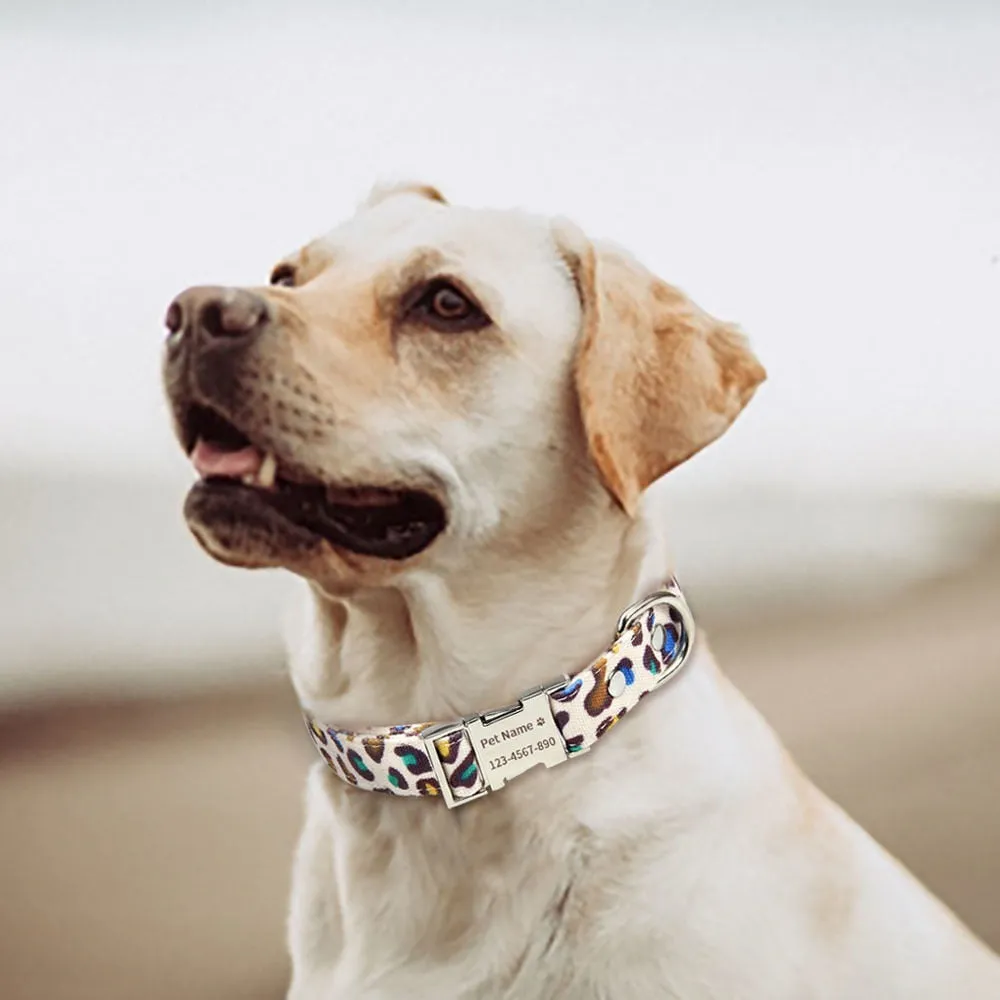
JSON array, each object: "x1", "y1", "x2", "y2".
[{"x1": 303, "y1": 581, "x2": 695, "y2": 808}]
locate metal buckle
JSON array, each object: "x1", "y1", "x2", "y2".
[
  {"x1": 422, "y1": 677, "x2": 570, "y2": 809},
  {"x1": 615, "y1": 585, "x2": 696, "y2": 685}
]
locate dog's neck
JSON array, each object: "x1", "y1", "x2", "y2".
[{"x1": 289, "y1": 495, "x2": 672, "y2": 731}]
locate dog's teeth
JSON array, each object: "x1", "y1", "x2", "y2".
[
  {"x1": 241, "y1": 474, "x2": 256, "y2": 486},
  {"x1": 258, "y1": 451, "x2": 278, "y2": 489}
]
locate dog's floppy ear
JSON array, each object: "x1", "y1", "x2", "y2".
[
  {"x1": 556, "y1": 221, "x2": 766, "y2": 515},
  {"x1": 364, "y1": 181, "x2": 448, "y2": 209}
]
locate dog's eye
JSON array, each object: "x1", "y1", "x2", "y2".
[
  {"x1": 269, "y1": 264, "x2": 297, "y2": 288},
  {"x1": 408, "y1": 280, "x2": 490, "y2": 332},
  {"x1": 430, "y1": 286, "x2": 470, "y2": 320}
]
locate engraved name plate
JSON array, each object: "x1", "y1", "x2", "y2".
[{"x1": 465, "y1": 686, "x2": 569, "y2": 792}]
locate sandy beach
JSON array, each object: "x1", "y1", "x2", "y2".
[{"x1": 1, "y1": 518, "x2": 998, "y2": 999}]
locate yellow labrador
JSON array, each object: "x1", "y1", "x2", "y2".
[{"x1": 163, "y1": 184, "x2": 1000, "y2": 999}]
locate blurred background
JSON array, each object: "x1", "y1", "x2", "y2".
[{"x1": 1, "y1": 1, "x2": 998, "y2": 997}]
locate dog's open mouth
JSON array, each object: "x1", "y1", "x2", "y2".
[{"x1": 181, "y1": 404, "x2": 446, "y2": 560}]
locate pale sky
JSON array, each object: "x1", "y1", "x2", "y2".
[{"x1": 2, "y1": 0, "x2": 998, "y2": 494}]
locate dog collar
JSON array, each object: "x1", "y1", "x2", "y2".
[{"x1": 303, "y1": 581, "x2": 695, "y2": 808}]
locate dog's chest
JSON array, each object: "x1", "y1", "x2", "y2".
[{"x1": 290, "y1": 766, "x2": 639, "y2": 998}]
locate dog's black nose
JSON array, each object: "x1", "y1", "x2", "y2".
[{"x1": 165, "y1": 286, "x2": 270, "y2": 344}]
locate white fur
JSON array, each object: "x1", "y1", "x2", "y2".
[
  {"x1": 213, "y1": 190, "x2": 1000, "y2": 998},
  {"x1": 284, "y1": 505, "x2": 1000, "y2": 998}
]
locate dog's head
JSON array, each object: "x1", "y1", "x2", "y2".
[{"x1": 163, "y1": 184, "x2": 764, "y2": 588}]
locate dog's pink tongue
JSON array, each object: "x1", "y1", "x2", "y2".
[{"x1": 191, "y1": 439, "x2": 263, "y2": 478}]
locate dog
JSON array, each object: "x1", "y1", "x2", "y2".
[{"x1": 163, "y1": 183, "x2": 1000, "y2": 998}]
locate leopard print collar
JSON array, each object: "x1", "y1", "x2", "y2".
[{"x1": 303, "y1": 581, "x2": 695, "y2": 808}]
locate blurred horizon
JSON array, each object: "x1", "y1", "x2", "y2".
[{"x1": 2, "y1": 466, "x2": 997, "y2": 703}]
